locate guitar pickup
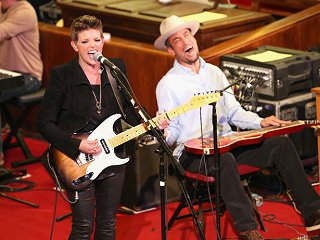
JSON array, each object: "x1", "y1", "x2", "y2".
[{"x1": 100, "y1": 139, "x2": 110, "y2": 154}]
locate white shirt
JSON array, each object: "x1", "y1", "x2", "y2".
[{"x1": 156, "y1": 57, "x2": 262, "y2": 158}]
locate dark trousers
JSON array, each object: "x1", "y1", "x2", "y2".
[
  {"x1": 0, "y1": 74, "x2": 41, "y2": 153},
  {"x1": 180, "y1": 136, "x2": 320, "y2": 232},
  {"x1": 66, "y1": 165, "x2": 126, "y2": 240}
]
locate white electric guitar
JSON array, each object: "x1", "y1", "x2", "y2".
[{"x1": 49, "y1": 92, "x2": 221, "y2": 190}]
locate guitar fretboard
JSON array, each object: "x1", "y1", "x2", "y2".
[{"x1": 108, "y1": 92, "x2": 221, "y2": 148}]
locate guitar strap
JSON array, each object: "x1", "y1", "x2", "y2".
[{"x1": 106, "y1": 68, "x2": 126, "y2": 118}]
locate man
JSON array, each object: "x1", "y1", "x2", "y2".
[
  {"x1": 154, "y1": 15, "x2": 320, "y2": 239},
  {"x1": 0, "y1": 0, "x2": 43, "y2": 165}
]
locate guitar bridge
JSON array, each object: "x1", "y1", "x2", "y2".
[
  {"x1": 72, "y1": 172, "x2": 94, "y2": 186},
  {"x1": 203, "y1": 148, "x2": 211, "y2": 155},
  {"x1": 76, "y1": 154, "x2": 94, "y2": 166}
]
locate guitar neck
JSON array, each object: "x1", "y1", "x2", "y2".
[{"x1": 108, "y1": 100, "x2": 203, "y2": 148}]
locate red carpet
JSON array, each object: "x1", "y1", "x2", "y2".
[{"x1": 0, "y1": 136, "x2": 319, "y2": 239}]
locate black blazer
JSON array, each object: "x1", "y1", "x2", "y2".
[{"x1": 38, "y1": 57, "x2": 139, "y2": 159}]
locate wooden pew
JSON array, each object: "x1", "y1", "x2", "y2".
[
  {"x1": 251, "y1": 0, "x2": 319, "y2": 17},
  {"x1": 202, "y1": 3, "x2": 320, "y2": 66}
]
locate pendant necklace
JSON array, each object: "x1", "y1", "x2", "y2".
[
  {"x1": 91, "y1": 84, "x2": 102, "y2": 115},
  {"x1": 91, "y1": 67, "x2": 104, "y2": 115},
  {"x1": 91, "y1": 68, "x2": 103, "y2": 115}
]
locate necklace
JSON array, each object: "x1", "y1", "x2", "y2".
[{"x1": 91, "y1": 84, "x2": 102, "y2": 115}]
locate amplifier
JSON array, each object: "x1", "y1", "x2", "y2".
[
  {"x1": 220, "y1": 46, "x2": 320, "y2": 100},
  {"x1": 255, "y1": 92, "x2": 317, "y2": 159},
  {"x1": 120, "y1": 135, "x2": 180, "y2": 212}
]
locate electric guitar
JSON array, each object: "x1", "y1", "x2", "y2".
[
  {"x1": 49, "y1": 92, "x2": 221, "y2": 190},
  {"x1": 184, "y1": 120, "x2": 319, "y2": 155}
]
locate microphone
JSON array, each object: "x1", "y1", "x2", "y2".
[
  {"x1": 228, "y1": 68, "x2": 248, "y2": 84},
  {"x1": 228, "y1": 68, "x2": 242, "y2": 79},
  {"x1": 228, "y1": 68, "x2": 255, "y2": 101},
  {"x1": 93, "y1": 52, "x2": 119, "y2": 71}
]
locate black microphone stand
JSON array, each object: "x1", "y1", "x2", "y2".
[
  {"x1": 211, "y1": 101, "x2": 221, "y2": 238},
  {"x1": 212, "y1": 76, "x2": 247, "y2": 237},
  {"x1": 107, "y1": 66, "x2": 206, "y2": 240}
]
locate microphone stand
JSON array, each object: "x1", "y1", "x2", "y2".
[
  {"x1": 211, "y1": 101, "x2": 221, "y2": 238},
  {"x1": 212, "y1": 77, "x2": 247, "y2": 237},
  {"x1": 107, "y1": 66, "x2": 206, "y2": 240}
]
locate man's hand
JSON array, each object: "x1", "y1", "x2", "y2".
[
  {"x1": 156, "y1": 112, "x2": 170, "y2": 130},
  {"x1": 260, "y1": 115, "x2": 291, "y2": 128},
  {"x1": 156, "y1": 112, "x2": 170, "y2": 139}
]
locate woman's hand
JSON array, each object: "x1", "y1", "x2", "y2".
[
  {"x1": 79, "y1": 139, "x2": 102, "y2": 154},
  {"x1": 260, "y1": 115, "x2": 291, "y2": 128}
]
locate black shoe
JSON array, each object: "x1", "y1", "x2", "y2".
[
  {"x1": 239, "y1": 230, "x2": 264, "y2": 240},
  {"x1": 305, "y1": 209, "x2": 320, "y2": 232}
]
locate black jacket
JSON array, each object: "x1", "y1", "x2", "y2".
[{"x1": 38, "y1": 57, "x2": 140, "y2": 159}]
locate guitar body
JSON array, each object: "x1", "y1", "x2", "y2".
[
  {"x1": 49, "y1": 145, "x2": 91, "y2": 190},
  {"x1": 184, "y1": 133, "x2": 264, "y2": 155},
  {"x1": 49, "y1": 114, "x2": 130, "y2": 190}
]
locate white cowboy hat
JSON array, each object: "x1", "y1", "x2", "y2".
[{"x1": 154, "y1": 15, "x2": 200, "y2": 50}]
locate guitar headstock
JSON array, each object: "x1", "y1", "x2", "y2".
[{"x1": 189, "y1": 92, "x2": 221, "y2": 109}]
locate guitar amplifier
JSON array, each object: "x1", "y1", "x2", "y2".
[
  {"x1": 120, "y1": 135, "x2": 180, "y2": 212},
  {"x1": 255, "y1": 92, "x2": 317, "y2": 159},
  {"x1": 220, "y1": 45, "x2": 320, "y2": 100}
]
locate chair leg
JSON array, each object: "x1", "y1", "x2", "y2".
[
  {"x1": 198, "y1": 193, "x2": 204, "y2": 231},
  {"x1": 11, "y1": 147, "x2": 49, "y2": 168},
  {"x1": 168, "y1": 196, "x2": 187, "y2": 230},
  {"x1": 2, "y1": 104, "x2": 31, "y2": 157},
  {"x1": 168, "y1": 183, "x2": 208, "y2": 232},
  {"x1": 2, "y1": 103, "x2": 42, "y2": 167}
]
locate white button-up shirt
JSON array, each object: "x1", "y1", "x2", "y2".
[{"x1": 156, "y1": 57, "x2": 262, "y2": 158}]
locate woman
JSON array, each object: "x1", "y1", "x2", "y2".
[{"x1": 38, "y1": 15, "x2": 139, "y2": 240}]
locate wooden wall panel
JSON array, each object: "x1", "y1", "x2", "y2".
[{"x1": 20, "y1": 4, "x2": 320, "y2": 131}]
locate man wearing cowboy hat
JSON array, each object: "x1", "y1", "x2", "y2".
[{"x1": 155, "y1": 15, "x2": 320, "y2": 239}]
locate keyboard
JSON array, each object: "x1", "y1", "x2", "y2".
[{"x1": 0, "y1": 69, "x2": 24, "y2": 90}]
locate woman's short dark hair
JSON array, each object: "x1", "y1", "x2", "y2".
[{"x1": 70, "y1": 15, "x2": 103, "y2": 42}]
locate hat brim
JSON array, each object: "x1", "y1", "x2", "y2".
[{"x1": 154, "y1": 21, "x2": 200, "y2": 50}]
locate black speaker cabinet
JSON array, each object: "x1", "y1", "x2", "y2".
[
  {"x1": 121, "y1": 136, "x2": 181, "y2": 212},
  {"x1": 256, "y1": 92, "x2": 317, "y2": 160}
]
